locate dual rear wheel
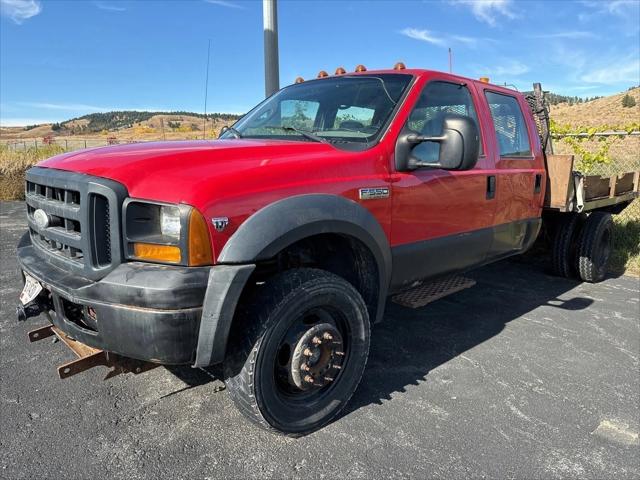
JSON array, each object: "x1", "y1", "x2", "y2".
[{"x1": 552, "y1": 211, "x2": 613, "y2": 283}]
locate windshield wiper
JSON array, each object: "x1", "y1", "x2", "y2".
[{"x1": 263, "y1": 125, "x2": 330, "y2": 144}]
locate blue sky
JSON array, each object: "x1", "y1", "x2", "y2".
[{"x1": 1, "y1": 0, "x2": 639, "y2": 126}]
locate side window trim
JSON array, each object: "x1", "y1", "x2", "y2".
[{"x1": 484, "y1": 89, "x2": 534, "y2": 160}]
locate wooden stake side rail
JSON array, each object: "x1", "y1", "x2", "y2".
[{"x1": 543, "y1": 154, "x2": 639, "y2": 213}]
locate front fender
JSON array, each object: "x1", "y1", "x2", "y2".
[{"x1": 218, "y1": 194, "x2": 391, "y2": 321}]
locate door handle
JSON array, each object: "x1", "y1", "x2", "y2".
[
  {"x1": 534, "y1": 173, "x2": 542, "y2": 193},
  {"x1": 486, "y1": 175, "x2": 496, "y2": 200}
]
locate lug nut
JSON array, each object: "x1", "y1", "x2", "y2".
[
  {"x1": 304, "y1": 375, "x2": 315, "y2": 383},
  {"x1": 332, "y1": 364, "x2": 342, "y2": 370},
  {"x1": 324, "y1": 376, "x2": 334, "y2": 382},
  {"x1": 303, "y1": 348, "x2": 314, "y2": 357},
  {"x1": 300, "y1": 363, "x2": 310, "y2": 371},
  {"x1": 334, "y1": 351, "x2": 345, "y2": 356},
  {"x1": 323, "y1": 332, "x2": 333, "y2": 341},
  {"x1": 312, "y1": 336, "x2": 322, "y2": 345}
]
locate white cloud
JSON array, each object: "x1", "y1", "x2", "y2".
[
  {"x1": 17, "y1": 101, "x2": 119, "y2": 112},
  {"x1": 0, "y1": 0, "x2": 41, "y2": 24},
  {"x1": 450, "y1": 0, "x2": 516, "y2": 27},
  {"x1": 204, "y1": 0, "x2": 244, "y2": 9},
  {"x1": 400, "y1": 28, "x2": 446, "y2": 47},
  {"x1": 530, "y1": 31, "x2": 596, "y2": 40},
  {"x1": 0, "y1": 118, "x2": 58, "y2": 127},
  {"x1": 581, "y1": 57, "x2": 640, "y2": 84},
  {"x1": 400, "y1": 28, "x2": 488, "y2": 48},
  {"x1": 93, "y1": 1, "x2": 126, "y2": 12},
  {"x1": 475, "y1": 59, "x2": 530, "y2": 77}
]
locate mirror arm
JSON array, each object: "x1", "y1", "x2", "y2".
[{"x1": 406, "y1": 133, "x2": 447, "y2": 144}]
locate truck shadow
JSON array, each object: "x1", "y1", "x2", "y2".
[
  {"x1": 344, "y1": 258, "x2": 594, "y2": 416},
  {"x1": 167, "y1": 257, "x2": 596, "y2": 423}
]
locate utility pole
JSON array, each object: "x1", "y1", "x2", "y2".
[
  {"x1": 203, "y1": 39, "x2": 211, "y2": 139},
  {"x1": 263, "y1": 0, "x2": 280, "y2": 97},
  {"x1": 448, "y1": 47, "x2": 452, "y2": 73}
]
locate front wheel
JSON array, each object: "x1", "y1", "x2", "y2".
[{"x1": 223, "y1": 268, "x2": 370, "y2": 436}]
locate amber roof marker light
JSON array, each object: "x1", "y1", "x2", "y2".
[
  {"x1": 355, "y1": 64, "x2": 367, "y2": 72},
  {"x1": 394, "y1": 62, "x2": 406, "y2": 70},
  {"x1": 294, "y1": 76, "x2": 304, "y2": 84},
  {"x1": 317, "y1": 70, "x2": 329, "y2": 78},
  {"x1": 335, "y1": 67, "x2": 346, "y2": 75},
  {"x1": 479, "y1": 77, "x2": 490, "y2": 83}
]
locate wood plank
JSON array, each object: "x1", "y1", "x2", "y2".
[{"x1": 544, "y1": 154, "x2": 575, "y2": 210}]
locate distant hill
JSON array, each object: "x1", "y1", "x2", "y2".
[
  {"x1": 57, "y1": 110, "x2": 242, "y2": 134},
  {"x1": 0, "y1": 110, "x2": 243, "y2": 140},
  {"x1": 549, "y1": 87, "x2": 640, "y2": 128}
]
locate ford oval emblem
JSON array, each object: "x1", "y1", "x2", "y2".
[{"x1": 33, "y1": 209, "x2": 50, "y2": 229}]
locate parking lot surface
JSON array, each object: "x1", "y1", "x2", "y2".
[{"x1": 1, "y1": 200, "x2": 639, "y2": 479}]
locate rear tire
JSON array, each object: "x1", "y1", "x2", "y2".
[
  {"x1": 576, "y1": 212, "x2": 613, "y2": 283},
  {"x1": 551, "y1": 213, "x2": 585, "y2": 278},
  {"x1": 223, "y1": 268, "x2": 370, "y2": 436}
]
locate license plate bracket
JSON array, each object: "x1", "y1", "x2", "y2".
[{"x1": 20, "y1": 274, "x2": 43, "y2": 305}]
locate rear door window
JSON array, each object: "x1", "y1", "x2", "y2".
[{"x1": 485, "y1": 91, "x2": 532, "y2": 158}]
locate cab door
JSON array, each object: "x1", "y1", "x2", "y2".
[
  {"x1": 389, "y1": 79, "x2": 497, "y2": 290},
  {"x1": 478, "y1": 88, "x2": 545, "y2": 259}
]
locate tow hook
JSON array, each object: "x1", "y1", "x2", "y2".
[{"x1": 16, "y1": 300, "x2": 45, "y2": 322}]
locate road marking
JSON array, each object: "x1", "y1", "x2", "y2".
[{"x1": 591, "y1": 419, "x2": 639, "y2": 446}]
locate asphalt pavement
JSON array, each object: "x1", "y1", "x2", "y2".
[{"x1": 1, "y1": 200, "x2": 639, "y2": 479}]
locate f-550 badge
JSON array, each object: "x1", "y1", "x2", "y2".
[
  {"x1": 211, "y1": 217, "x2": 229, "y2": 232},
  {"x1": 359, "y1": 187, "x2": 390, "y2": 200}
]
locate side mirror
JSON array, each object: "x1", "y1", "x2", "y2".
[
  {"x1": 218, "y1": 126, "x2": 229, "y2": 139},
  {"x1": 395, "y1": 114, "x2": 480, "y2": 171}
]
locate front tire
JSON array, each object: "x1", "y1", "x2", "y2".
[{"x1": 223, "y1": 268, "x2": 370, "y2": 436}]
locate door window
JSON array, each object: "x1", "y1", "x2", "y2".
[
  {"x1": 407, "y1": 81, "x2": 481, "y2": 163},
  {"x1": 485, "y1": 91, "x2": 532, "y2": 158}
]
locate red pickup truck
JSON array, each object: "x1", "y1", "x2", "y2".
[{"x1": 16, "y1": 65, "x2": 638, "y2": 436}]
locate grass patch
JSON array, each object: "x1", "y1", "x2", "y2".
[
  {"x1": 0, "y1": 144, "x2": 64, "y2": 200},
  {"x1": 611, "y1": 215, "x2": 640, "y2": 276}
]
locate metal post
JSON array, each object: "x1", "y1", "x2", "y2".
[{"x1": 263, "y1": 0, "x2": 280, "y2": 97}]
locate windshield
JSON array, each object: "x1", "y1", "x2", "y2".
[{"x1": 221, "y1": 74, "x2": 413, "y2": 149}]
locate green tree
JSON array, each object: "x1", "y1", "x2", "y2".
[{"x1": 622, "y1": 94, "x2": 636, "y2": 108}]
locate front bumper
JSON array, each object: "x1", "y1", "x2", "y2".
[{"x1": 17, "y1": 233, "x2": 254, "y2": 365}]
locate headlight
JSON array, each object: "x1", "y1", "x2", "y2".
[
  {"x1": 123, "y1": 200, "x2": 212, "y2": 266},
  {"x1": 160, "y1": 206, "x2": 181, "y2": 238}
]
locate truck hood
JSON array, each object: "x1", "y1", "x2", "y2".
[{"x1": 38, "y1": 139, "x2": 338, "y2": 204}]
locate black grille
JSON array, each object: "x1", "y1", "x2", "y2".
[
  {"x1": 26, "y1": 181, "x2": 85, "y2": 266},
  {"x1": 25, "y1": 167, "x2": 127, "y2": 280}
]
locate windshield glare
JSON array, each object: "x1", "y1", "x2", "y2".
[{"x1": 223, "y1": 74, "x2": 412, "y2": 148}]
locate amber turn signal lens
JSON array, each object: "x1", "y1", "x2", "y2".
[
  {"x1": 133, "y1": 243, "x2": 181, "y2": 263},
  {"x1": 188, "y1": 209, "x2": 213, "y2": 266}
]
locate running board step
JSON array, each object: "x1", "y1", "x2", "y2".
[{"x1": 392, "y1": 276, "x2": 476, "y2": 309}]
